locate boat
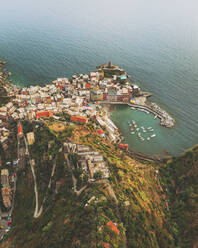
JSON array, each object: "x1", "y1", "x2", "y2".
[
  {"x1": 151, "y1": 134, "x2": 156, "y2": 138},
  {"x1": 154, "y1": 115, "x2": 158, "y2": 119},
  {"x1": 131, "y1": 132, "x2": 135, "y2": 134},
  {"x1": 143, "y1": 130, "x2": 146, "y2": 133},
  {"x1": 130, "y1": 127, "x2": 134, "y2": 131},
  {"x1": 147, "y1": 127, "x2": 152, "y2": 130},
  {"x1": 131, "y1": 107, "x2": 135, "y2": 110},
  {"x1": 147, "y1": 137, "x2": 150, "y2": 140},
  {"x1": 149, "y1": 129, "x2": 154, "y2": 132},
  {"x1": 136, "y1": 128, "x2": 140, "y2": 131}
]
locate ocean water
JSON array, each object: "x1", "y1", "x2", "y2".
[{"x1": 1, "y1": 0, "x2": 198, "y2": 156}]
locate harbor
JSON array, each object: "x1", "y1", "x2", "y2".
[
  {"x1": 101, "y1": 96, "x2": 175, "y2": 128},
  {"x1": 110, "y1": 105, "x2": 183, "y2": 157}
]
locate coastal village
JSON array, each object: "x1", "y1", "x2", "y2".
[{"x1": 0, "y1": 61, "x2": 175, "y2": 242}]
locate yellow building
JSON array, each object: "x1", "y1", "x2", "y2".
[{"x1": 27, "y1": 132, "x2": 35, "y2": 145}]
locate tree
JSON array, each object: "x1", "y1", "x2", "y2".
[{"x1": 93, "y1": 171, "x2": 103, "y2": 180}]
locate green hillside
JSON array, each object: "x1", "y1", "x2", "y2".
[
  {"x1": 1, "y1": 120, "x2": 198, "y2": 248},
  {"x1": 160, "y1": 146, "x2": 198, "y2": 248},
  {"x1": 0, "y1": 60, "x2": 10, "y2": 107}
]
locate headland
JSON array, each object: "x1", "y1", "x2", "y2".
[{"x1": 0, "y1": 61, "x2": 175, "y2": 153}]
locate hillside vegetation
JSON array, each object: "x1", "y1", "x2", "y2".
[
  {"x1": 0, "y1": 61, "x2": 10, "y2": 107},
  {"x1": 160, "y1": 145, "x2": 198, "y2": 248},
  {"x1": 1, "y1": 121, "x2": 198, "y2": 247}
]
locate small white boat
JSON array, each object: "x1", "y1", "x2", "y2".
[
  {"x1": 154, "y1": 115, "x2": 158, "y2": 119},
  {"x1": 131, "y1": 107, "x2": 135, "y2": 110},
  {"x1": 147, "y1": 137, "x2": 150, "y2": 140},
  {"x1": 131, "y1": 132, "x2": 135, "y2": 134},
  {"x1": 136, "y1": 128, "x2": 140, "y2": 131},
  {"x1": 147, "y1": 127, "x2": 152, "y2": 130},
  {"x1": 151, "y1": 134, "x2": 156, "y2": 138}
]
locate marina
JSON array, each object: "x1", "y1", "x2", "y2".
[
  {"x1": 127, "y1": 118, "x2": 156, "y2": 142},
  {"x1": 110, "y1": 105, "x2": 185, "y2": 157},
  {"x1": 103, "y1": 100, "x2": 175, "y2": 128}
]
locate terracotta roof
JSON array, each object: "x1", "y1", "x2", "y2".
[
  {"x1": 106, "y1": 221, "x2": 120, "y2": 234},
  {"x1": 36, "y1": 111, "x2": 53, "y2": 119},
  {"x1": 104, "y1": 243, "x2": 110, "y2": 248},
  {"x1": 85, "y1": 83, "x2": 91, "y2": 88},
  {"x1": 17, "y1": 125, "x2": 23, "y2": 135},
  {"x1": 97, "y1": 129, "x2": 104, "y2": 135},
  {"x1": 118, "y1": 144, "x2": 128, "y2": 150},
  {"x1": 70, "y1": 116, "x2": 88, "y2": 123}
]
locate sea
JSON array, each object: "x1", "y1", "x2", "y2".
[{"x1": 1, "y1": 0, "x2": 198, "y2": 157}]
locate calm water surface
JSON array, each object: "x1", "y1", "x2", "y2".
[{"x1": 1, "y1": 0, "x2": 198, "y2": 156}]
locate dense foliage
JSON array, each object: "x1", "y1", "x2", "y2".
[{"x1": 1, "y1": 121, "x2": 198, "y2": 248}]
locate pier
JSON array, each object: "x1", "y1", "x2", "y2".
[{"x1": 100, "y1": 100, "x2": 175, "y2": 128}]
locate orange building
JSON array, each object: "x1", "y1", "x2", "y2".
[
  {"x1": 118, "y1": 144, "x2": 128, "y2": 151},
  {"x1": 104, "y1": 243, "x2": 110, "y2": 248},
  {"x1": 106, "y1": 221, "x2": 120, "y2": 234},
  {"x1": 17, "y1": 123, "x2": 23, "y2": 138},
  {"x1": 27, "y1": 132, "x2": 35, "y2": 145},
  {"x1": 36, "y1": 110, "x2": 53, "y2": 119},
  {"x1": 85, "y1": 83, "x2": 91, "y2": 89},
  {"x1": 70, "y1": 115, "x2": 88, "y2": 124},
  {"x1": 97, "y1": 129, "x2": 105, "y2": 137}
]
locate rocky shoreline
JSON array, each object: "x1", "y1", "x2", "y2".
[{"x1": 0, "y1": 60, "x2": 12, "y2": 107}]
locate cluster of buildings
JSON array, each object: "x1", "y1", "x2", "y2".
[
  {"x1": 96, "y1": 115, "x2": 119, "y2": 142},
  {"x1": 0, "y1": 169, "x2": 12, "y2": 209},
  {"x1": 1, "y1": 64, "x2": 136, "y2": 144},
  {"x1": 0, "y1": 121, "x2": 10, "y2": 151},
  {"x1": 0, "y1": 102, "x2": 16, "y2": 121},
  {"x1": 0, "y1": 63, "x2": 141, "y2": 123},
  {"x1": 64, "y1": 143, "x2": 110, "y2": 181}
]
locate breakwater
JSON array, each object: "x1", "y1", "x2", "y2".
[{"x1": 101, "y1": 100, "x2": 175, "y2": 128}]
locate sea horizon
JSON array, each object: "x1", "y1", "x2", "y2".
[{"x1": 1, "y1": 0, "x2": 198, "y2": 156}]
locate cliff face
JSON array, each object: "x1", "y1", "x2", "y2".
[
  {"x1": 0, "y1": 61, "x2": 10, "y2": 107},
  {"x1": 1, "y1": 121, "x2": 198, "y2": 248},
  {"x1": 160, "y1": 145, "x2": 198, "y2": 248}
]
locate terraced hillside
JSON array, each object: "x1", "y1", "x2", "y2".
[{"x1": 1, "y1": 121, "x2": 175, "y2": 248}]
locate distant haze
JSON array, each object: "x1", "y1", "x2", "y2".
[{"x1": 1, "y1": 0, "x2": 198, "y2": 155}]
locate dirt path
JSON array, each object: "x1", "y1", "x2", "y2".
[{"x1": 24, "y1": 132, "x2": 56, "y2": 218}]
